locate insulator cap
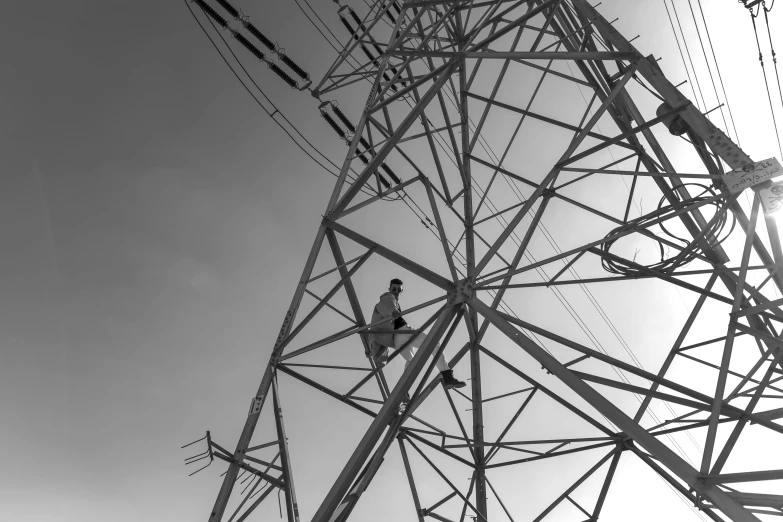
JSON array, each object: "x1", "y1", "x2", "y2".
[{"x1": 193, "y1": 0, "x2": 228, "y2": 28}]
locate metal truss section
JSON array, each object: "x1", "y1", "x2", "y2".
[{"x1": 188, "y1": 1, "x2": 783, "y2": 521}]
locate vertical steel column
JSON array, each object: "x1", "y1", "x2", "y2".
[
  {"x1": 273, "y1": 376, "x2": 300, "y2": 522},
  {"x1": 457, "y1": 2, "x2": 488, "y2": 515}
]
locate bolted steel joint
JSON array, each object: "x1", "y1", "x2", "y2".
[{"x1": 447, "y1": 278, "x2": 474, "y2": 305}]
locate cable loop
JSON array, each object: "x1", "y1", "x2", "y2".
[{"x1": 600, "y1": 184, "x2": 734, "y2": 277}]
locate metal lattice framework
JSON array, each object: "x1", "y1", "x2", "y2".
[{"x1": 187, "y1": 1, "x2": 783, "y2": 521}]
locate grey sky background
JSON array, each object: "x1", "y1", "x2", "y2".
[{"x1": 3, "y1": 1, "x2": 782, "y2": 521}]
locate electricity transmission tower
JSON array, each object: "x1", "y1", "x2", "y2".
[{"x1": 184, "y1": 1, "x2": 783, "y2": 521}]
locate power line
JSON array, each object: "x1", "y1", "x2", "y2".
[
  {"x1": 686, "y1": 0, "x2": 731, "y2": 139},
  {"x1": 695, "y1": 0, "x2": 741, "y2": 146},
  {"x1": 671, "y1": 0, "x2": 709, "y2": 114},
  {"x1": 748, "y1": 3, "x2": 783, "y2": 159},
  {"x1": 663, "y1": 0, "x2": 702, "y2": 111},
  {"x1": 184, "y1": 0, "x2": 375, "y2": 197}
]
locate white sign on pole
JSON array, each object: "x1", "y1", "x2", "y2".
[
  {"x1": 722, "y1": 157, "x2": 782, "y2": 194},
  {"x1": 759, "y1": 180, "x2": 783, "y2": 214}
]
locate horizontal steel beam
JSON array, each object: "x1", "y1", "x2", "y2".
[{"x1": 391, "y1": 50, "x2": 638, "y2": 60}]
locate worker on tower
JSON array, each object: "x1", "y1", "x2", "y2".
[{"x1": 369, "y1": 278, "x2": 466, "y2": 389}]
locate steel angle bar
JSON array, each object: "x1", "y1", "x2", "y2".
[
  {"x1": 559, "y1": 167, "x2": 723, "y2": 179},
  {"x1": 530, "y1": 448, "x2": 620, "y2": 522},
  {"x1": 276, "y1": 247, "x2": 374, "y2": 354},
  {"x1": 491, "y1": 308, "x2": 783, "y2": 434},
  {"x1": 476, "y1": 193, "x2": 726, "y2": 289},
  {"x1": 402, "y1": 434, "x2": 488, "y2": 522},
  {"x1": 234, "y1": 484, "x2": 276, "y2": 522},
  {"x1": 307, "y1": 254, "x2": 368, "y2": 284},
  {"x1": 208, "y1": 221, "x2": 330, "y2": 521},
  {"x1": 442, "y1": 386, "x2": 478, "y2": 461},
  {"x1": 469, "y1": 0, "x2": 558, "y2": 51},
  {"x1": 470, "y1": 297, "x2": 760, "y2": 522},
  {"x1": 478, "y1": 345, "x2": 612, "y2": 436},
  {"x1": 369, "y1": 61, "x2": 451, "y2": 113},
  {"x1": 701, "y1": 470, "x2": 783, "y2": 485},
  {"x1": 329, "y1": 68, "x2": 460, "y2": 216},
  {"x1": 336, "y1": 176, "x2": 420, "y2": 219},
  {"x1": 463, "y1": 95, "x2": 636, "y2": 151},
  {"x1": 556, "y1": 103, "x2": 689, "y2": 168},
  {"x1": 211, "y1": 452, "x2": 286, "y2": 489},
  {"x1": 276, "y1": 364, "x2": 376, "y2": 418},
  {"x1": 421, "y1": 175, "x2": 460, "y2": 281},
  {"x1": 486, "y1": 441, "x2": 617, "y2": 469},
  {"x1": 473, "y1": 65, "x2": 646, "y2": 275},
  {"x1": 272, "y1": 378, "x2": 300, "y2": 522},
  {"x1": 304, "y1": 289, "x2": 357, "y2": 325},
  {"x1": 571, "y1": 370, "x2": 730, "y2": 416},
  {"x1": 484, "y1": 387, "x2": 537, "y2": 463},
  {"x1": 677, "y1": 352, "x2": 783, "y2": 395},
  {"x1": 398, "y1": 437, "x2": 427, "y2": 522},
  {"x1": 327, "y1": 220, "x2": 453, "y2": 290},
  {"x1": 314, "y1": 0, "x2": 407, "y2": 94},
  {"x1": 709, "y1": 338, "x2": 783, "y2": 475},
  {"x1": 702, "y1": 195, "x2": 761, "y2": 474},
  {"x1": 343, "y1": 305, "x2": 446, "y2": 399},
  {"x1": 734, "y1": 296, "x2": 783, "y2": 318},
  {"x1": 465, "y1": 21, "x2": 526, "y2": 155},
  {"x1": 402, "y1": 429, "x2": 477, "y2": 468},
  {"x1": 591, "y1": 450, "x2": 622, "y2": 520},
  {"x1": 447, "y1": 435, "x2": 616, "y2": 449},
  {"x1": 629, "y1": 446, "x2": 726, "y2": 522},
  {"x1": 311, "y1": 305, "x2": 460, "y2": 522}
]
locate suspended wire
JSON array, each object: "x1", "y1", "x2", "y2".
[
  {"x1": 696, "y1": 0, "x2": 741, "y2": 146},
  {"x1": 671, "y1": 0, "x2": 709, "y2": 113},
  {"x1": 748, "y1": 2, "x2": 783, "y2": 159},
  {"x1": 763, "y1": 4, "x2": 783, "y2": 153},
  {"x1": 184, "y1": 0, "x2": 375, "y2": 197},
  {"x1": 686, "y1": 0, "x2": 732, "y2": 139},
  {"x1": 663, "y1": 0, "x2": 703, "y2": 111},
  {"x1": 291, "y1": 0, "x2": 346, "y2": 56}
]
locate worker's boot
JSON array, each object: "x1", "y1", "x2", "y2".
[
  {"x1": 440, "y1": 369, "x2": 466, "y2": 390},
  {"x1": 370, "y1": 342, "x2": 389, "y2": 367}
]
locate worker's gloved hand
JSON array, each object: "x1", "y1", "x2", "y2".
[{"x1": 392, "y1": 310, "x2": 402, "y2": 319}]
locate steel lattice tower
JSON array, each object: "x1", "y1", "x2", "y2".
[{"x1": 186, "y1": 1, "x2": 783, "y2": 521}]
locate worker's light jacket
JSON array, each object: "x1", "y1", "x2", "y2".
[{"x1": 369, "y1": 291, "x2": 399, "y2": 348}]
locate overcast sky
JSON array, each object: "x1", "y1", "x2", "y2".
[{"x1": 3, "y1": 1, "x2": 782, "y2": 521}]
